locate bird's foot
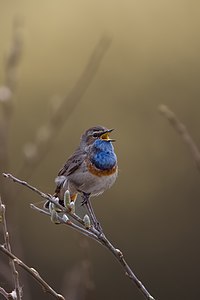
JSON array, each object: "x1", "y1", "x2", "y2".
[
  {"x1": 81, "y1": 193, "x2": 103, "y2": 233},
  {"x1": 81, "y1": 192, "x2": 90, "y2": 206}
]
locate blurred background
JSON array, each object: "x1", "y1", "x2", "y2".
[{"x1": 0, "y1": 1, "x2": 200, "y2": 299}]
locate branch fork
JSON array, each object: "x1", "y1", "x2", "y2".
[{"x1": 2, "y1": 172, "x2": 155, "y2": 300}]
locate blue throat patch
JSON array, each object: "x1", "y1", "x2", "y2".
[{"x1": 91, "y1": 139, "x2": 117, "y2": 170}]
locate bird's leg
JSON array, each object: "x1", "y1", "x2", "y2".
[
  {"x1": 81, "y1": 193, "x2": 102, "y2": 233},
  {"x1": 81, "y1": 192, "x2": 90, "y2": 206}
]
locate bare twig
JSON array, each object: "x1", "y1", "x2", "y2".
[
  {"x1": 0, "y1": 286, "x2": 15, "y2": 300},
  {"x1": 0, "y1": 245, "x2": 65, "y2": 300},
  {"x1": 3, "y1": 173, "x2": 156, "y2": 300},
  {"x1": 30, "y1": 203, "x2": 100, "y2": 242},
  {"x1": 0, "y1": 188, "x2": 65, "y2": 299},
  {"x1": 19, "y1": 36, "x2": 111, "y2": 179},
  {"x1": 0, "y1": 196, "x2": 22, "y2": 300},
  {"x1": 3, "y1": 172, "x2": 91, "y2": 228},
  {"x1": 159, "y1": 105, "x2": 200, "y2": 171}
]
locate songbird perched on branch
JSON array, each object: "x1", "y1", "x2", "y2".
[{"x1": 46, "y1": 126, "x2": 118, "y2": 230}]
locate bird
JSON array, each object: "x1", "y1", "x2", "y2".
[{"x1": 46, "y1": 126, "x2": 118, "y2": 230}]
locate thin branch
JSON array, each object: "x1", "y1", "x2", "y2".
[
  {"x1": 3, "y1": 173, "x2": 156, "y2": 300},
  {"x1": 159, "y1": 104, "x2": 200, "y2": 172},
  {"x1": 0, "y1": 196, "x2": 22, "y2": 300},
  {"x1": 3, "y1": 173, "x2": 91, "y2": 228},
  {"x1": 0, "y1": 286, "x2": 14, "y2": 300},
  {"x1": 30, "y1": 203, "x2": 100, "y2": 243},
  {"x1": 0, "y1": 245, "x2": 65, "y2": 300},
  {"x1": 3, "y1": 172, "x2": 56, "y2": 203},
  {"x1": 30, "y1": 203, "x2": 152, "y2": 297},
  {"x1": 0, "y1": 189, "x2": 65, "y2": 299}
]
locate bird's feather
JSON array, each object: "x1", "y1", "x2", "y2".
[
  {"x1": 55, "y1": 148, "x2": 87, "y2": 195},
  {"x1": 58, "y1": 148, "x2": 87, "y2": 176}
]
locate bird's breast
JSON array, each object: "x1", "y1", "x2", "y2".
[
  {"x1": 90, "y1": 149, "x2": 117, "y2": 171},
  {"x1": 66, "y1": 158, "x2": 118, "y2": 196}
]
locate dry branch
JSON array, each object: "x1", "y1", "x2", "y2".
[
  {"x1": 0, "y1": 245, "x2": 65, "y2": 300},
  {"x1": 0, "y1": 196, "x2": 22, "y2": 299},
  {"x1": 0, "y1": 196, "x2": 65, "y2": 300},
  {"x1": 3, "y1": 172, "x2": 155, "y2": 300}
]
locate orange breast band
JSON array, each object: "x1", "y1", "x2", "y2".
[{"x1": 87, "y1": 161, "x2": 117, "y2": 177}]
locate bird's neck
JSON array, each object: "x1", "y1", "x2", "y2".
[{"x1": 90, "y1": 140, "x2": 117, "y2": 170}]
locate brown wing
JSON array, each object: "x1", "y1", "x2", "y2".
[
  {"x1": 58, "y1": 148, "x2": 86, "y2": 176},
  {"x1": 55, "y1": 148, "x2": 86, "y2": 195}
]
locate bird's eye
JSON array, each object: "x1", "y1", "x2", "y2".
[{"x1": 92, "y1": 132, "x2": 99, "y2": 138}]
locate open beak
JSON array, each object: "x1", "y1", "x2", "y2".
[{"x1": 100, "y1": 129, "x2": 115, "y2": 142}]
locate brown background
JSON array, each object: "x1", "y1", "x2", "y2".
[{"x1": 0, "y1": 1, "x2": 200, "y2": 299}]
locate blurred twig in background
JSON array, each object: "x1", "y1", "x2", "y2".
[
  {"x1": 0, "y1": 17, "x2": 23, "y2": 199},
  {"x1": 4, "y1": 18, "x2": 23, "y2": 91},
  {"x1": 3, "y1": 172, "x2": 156, "y2": 300},
  {"x1": 19, "y1": 36, "x2": 111, "y2": 179},
  {"x1": 159, "y1": 105, "x2": 200, "y2": 172},
  {"x1": 62, "y1": 239, "x2": 95, "y2": 300}
]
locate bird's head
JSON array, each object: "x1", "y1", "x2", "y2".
[{"x1": 80, "y1": 126, "x2": 115, "y2": 149}]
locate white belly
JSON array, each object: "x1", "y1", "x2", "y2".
[{"x1": 67, "y1": 166, "x2": 118, "y2": 196}]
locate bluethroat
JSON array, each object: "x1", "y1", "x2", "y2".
[{"x1": 47, "y1": 126, "x2": 118, "y2": 230}]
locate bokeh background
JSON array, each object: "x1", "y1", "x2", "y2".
[{"x1": 1, "y1": 1, "x2": 200, "y2": 299}]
